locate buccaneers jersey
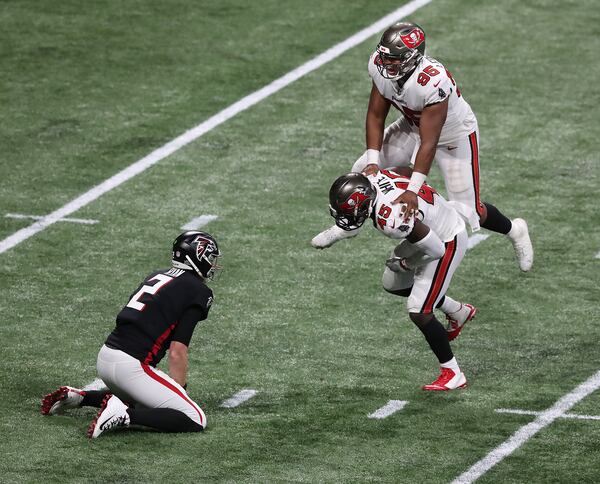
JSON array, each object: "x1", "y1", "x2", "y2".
[
  {"x1": 368, "y1": 53, "x2": 477, "y2": 145},
  {"x1": 368, "y1": 170, "x2": 465, "y2": 243},
  {"x1": 105, "y1": 267, "x2": 213, "y2": 366}
]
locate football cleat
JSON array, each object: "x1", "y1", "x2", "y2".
[
  {"x1": 41, "y1": 386, "x2": 85, "y2": 415},
  {"x1": 445, "y1": 303, "x2": 477, "y2": 341},
  {"x1": 422, "y1": 367, "x2": 467, "y2": 391},
  {"x1": 508, "y1": 218, "x2": 533, "y2": 272},
  {"x1": 311, "y1": 225, "x2": 359, "y2": 249},
  {"x1": 88, "y1": 395, "x2": 130, "y2": 439}
]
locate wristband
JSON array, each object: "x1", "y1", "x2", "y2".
[
  {"x1": 366, "y1": 149, "x2": 380, "y2": 166},
  {"x1": 406, "y1": 171, "x2": 426, "y2": 194}
]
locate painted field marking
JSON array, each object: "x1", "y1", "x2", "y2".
[
  {"x1": 595, "y1": 251, "x2": 600, "y2": 259},
  {"x1": 0, "y1": 0, "x2": 433, "y2": 256},
  {"x1": 496, "y1": 408, "x2": 600, "y2": 421},
  {"x1": 181, "y1": 214, "x2": 218, "y2": 231},
  {"x1": 368, "y1": 400, "x2": 408, "y2": 419},
  {"x1": 467, "y1": 233, "x2": 490, "y2": 250},
  {"x1": 6, "y1": 213, "x2": 99, "y2": 225},
  {"x1": 220, "y1": 389, "x2": 258, "y2": 408},
  {"x1": 451, "y1": 368, "x2": 600, "y2": 484}
]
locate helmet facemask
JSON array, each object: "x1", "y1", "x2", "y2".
[{"x1": 376, "y1": 48, "x2": 422, "y2": 80}]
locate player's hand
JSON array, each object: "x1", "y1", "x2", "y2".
[
  {"x1": 362, "y1": 163, "x2": 379, "y2": 176},
  {"x1": 385, "y1": 256, "x2": 412, "y2": 273},
  {"x1": 392, "y1": 190, "x2": 418, "y2": 221}
]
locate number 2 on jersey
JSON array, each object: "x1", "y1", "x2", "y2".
[{"x1": 126, "y1": 274, "x2": 173, "y2": 311}]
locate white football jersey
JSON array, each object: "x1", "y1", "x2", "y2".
[
  {"x1": 367, "y1": 170, "x2": 465, "y2": 243},
  {"x1": 368, "y1": 53, "x2": 477, "y2": 145}
]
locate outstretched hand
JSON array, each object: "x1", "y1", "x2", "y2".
[{"x1": 392, "y1": 190, "x2": 418, "y2": 221}]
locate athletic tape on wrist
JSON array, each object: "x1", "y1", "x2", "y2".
[
  {"x1": 407, "y1": 171, "x2": 426, "y2": 193},
  {"x1": 366, "y1": 149, "x2": 380, "y2": 166}
]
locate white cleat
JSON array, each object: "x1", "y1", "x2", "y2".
[
  {"x1": 508, "y1": 218, "x2": 533, "y2": 271},
  {"x1": 41, "y1": 386, "x2": 85, "y2": 415},
  {"x1": 311, "y1": 225, "x2": 358, "y2": 249},
  {"x1": 88, "y1": 395, "x2": 130, "y2": 439}
]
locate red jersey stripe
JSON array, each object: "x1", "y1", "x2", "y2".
[{"x1": 422, "y1": 236, "x2": 457, "y2": 313}]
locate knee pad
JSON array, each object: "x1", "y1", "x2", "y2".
[{"x1": 382, "y1": 267, "x2": 413, "y2": 293}]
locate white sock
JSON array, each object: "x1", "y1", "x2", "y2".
[
  {"x1": 439, "y1": 296, "x2": 461, "y2": 315},
  {"x1": 441, "y1": 357, "x2": 460, "y2": 373}
]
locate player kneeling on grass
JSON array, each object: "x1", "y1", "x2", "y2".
[
  {"x1": 41, "y1": 231, "x2": 221, "y2": 438},
  {"x1": 327, "y1": 170, "x2": 477, "y2": 390}
]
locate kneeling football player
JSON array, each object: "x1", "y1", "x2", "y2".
[
  {"x1": 327, "y1": 170, "x2": 477, "y2": 390},
  {"x1": 41, "y1": 231, "x2": 221, "y2": 437}
]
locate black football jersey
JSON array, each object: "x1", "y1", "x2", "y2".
[{"x1": 105, "y1": 267, "x2": 213, "y2": 366}]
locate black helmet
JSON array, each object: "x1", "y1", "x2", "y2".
[
  {"x1": 172, "y1": 231, "x2": 221, "y2": 280},
  {"x1": 376, "y1": 21, "x2": 426, "y2": 80},
  {"x1": 329, "y1": 173, "x2": 376, "y2": 231}
]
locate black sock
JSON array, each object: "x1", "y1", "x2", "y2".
[
  {"x1": 481, "y1": 202, "x2": 512, "y2": 234},
  {"x1": 81, "y1": 390, "x2": 110, "y2": 408},
  {"x1": 127, "y1": 408, "x2": 203, "y2": 433},
  {"x1": 418, "y1": 317, "x2": 453, "y2": 363}
]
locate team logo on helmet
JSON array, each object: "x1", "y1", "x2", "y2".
[
  {"x1": 340, "y1": 190, "x2": 370, "y2": 213},
  {"x1": 400, "y1": 28, "x2": 425, "y2": 49},
  {"x1": 195, "y1": 237, "x2": 211, "y2": 259}
]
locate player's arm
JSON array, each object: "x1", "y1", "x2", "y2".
[
  {"x1": 364, "y1": 83, "x2": 391, "y2": 175},
  {"x1": 168, "y1": 341, "x2": 189, "y2": 387},
  {"x1": 413, "y1": 98, "x2": 448, "y2": 178},
  {"x1": 386, "y1": 219, "x2": 445, "y2": 272},
  {"x1": 392, "y1": 98, "x2": 448, "y2": 218},
  {"x1": 168, "y1": 304, "x2": 207, "y2": 388}
]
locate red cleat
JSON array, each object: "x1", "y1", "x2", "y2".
[
  {"x1": 422, "y1": 367, "x2": 467, "y2": 391},
  {"x1": 446, "y1": 303, "x2": 477, "y2": 341},
  {"x1": 41, "y1": 386, "x2": 85, "y2": 415}
]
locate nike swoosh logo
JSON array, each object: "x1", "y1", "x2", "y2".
[
  {"x1": 447, "y1": 146, "x2": 457, "y2": 151},
  {"x1": 433, "y1": 80, "x2": 441, "y2": 87}
]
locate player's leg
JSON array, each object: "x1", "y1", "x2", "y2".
[
  {"x1": 90, "y1": 345, "x2": 205, "y2": 438},
  {"x1": 311, "y1": 119, "x2": 417, "y2": 249},
  {"x1": 41, "y1": 386, "x2": 110, "y2": 415},
  {"x1": 436, "y1": 129, "x2": 533, "y2": 271},
  {"x1": 407, "y1": 231, "x2": 469, "y2": 390}
]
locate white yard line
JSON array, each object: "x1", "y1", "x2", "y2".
[
  {"x1": 5, "y1": 213, "x2": 99, "y2": 225},
  {"x1": 496, "y1": 408, "x2": 600, "y2": 421},
  {"x1": 368, "y1": 400, "x2": 408, "y2": 419},
  {"x1": 181, "y1": 215, "x2": 219, "y2": 231},
  {"x1": 220, "y1": 389, "x2": 258, "y2": 408},
  {"x1": 0, "y1": 0, "x2": 434, "y2": 256},
  {"x1": 467, "y1": 233, "x2": 489, "y2": 250},
  {"x1": 452, "y1": 369, "x2": 600, "y2": 484},
  {"x1": 595, "y1": 251, "x2": 600, "y2": 259}
]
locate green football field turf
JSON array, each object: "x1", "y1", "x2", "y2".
[{"x1": 1, "y1": 0, "x2": 599, "y2": 482}]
